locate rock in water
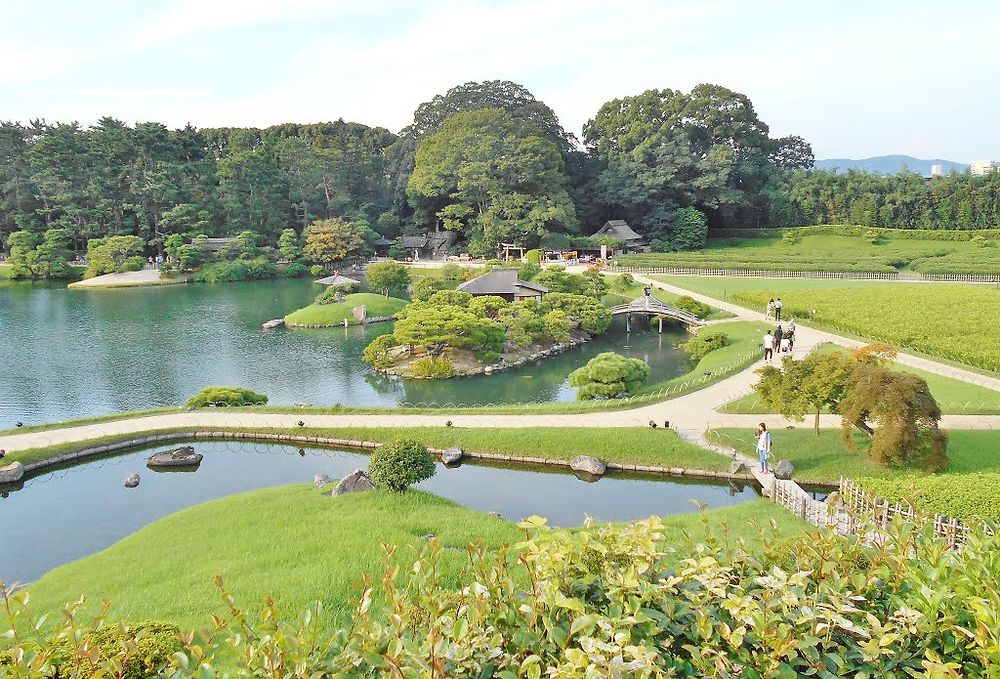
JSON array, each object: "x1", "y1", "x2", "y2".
[
  {"x1": 570, "y1": 455, "x2": 607, "y2": 477},
  {"x1": 331, "y1": 469, "x2": 376, "y2": 495},
  {"x1": 124, "y1": 473, "x2": 141, "y2": 488},
  {"x1": 774, "y1": 460, "x2": 795, "y2": 480},
  {"x1": 441, "y1": 447, "x2": 464, "y2": 465},
  {"x1": 313, "y1": 474, "x2": 334, "y2": 488},
  {"x1": 0, "y1": 461, "x2": 24, "y2": 484},
  {"x1": 147, "y1": 446, "x2": 203, "y2": 468}
]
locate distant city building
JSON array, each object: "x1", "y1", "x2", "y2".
[
  {"x1": 971, "y1": 160, "x2": 998, "y2": 176},
  {"x1": 930, "y1": 164, "x2": 944, "y2": 177}
]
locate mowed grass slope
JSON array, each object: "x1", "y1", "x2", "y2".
[
  {"x1": 618, "y1": 232, "x2": 1000, "y2": 275},
  {"x1": 657, "y1": 276, "x2": 1000, "y2": 373},
  {"x1": 24, "y1": 487, "x2": 806, "y2": 631},
  {"x1": 284, "y1": 293, "x2": 407, "y2": 326},
  {"x1": 710, "y1": 429, "x2": 1000, "y2": 484}
]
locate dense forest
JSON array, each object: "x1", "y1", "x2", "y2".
[{"x1": 1, "y1": 79, "x2": 998, "y2": 267}]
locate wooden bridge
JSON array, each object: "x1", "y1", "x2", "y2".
[{"x1": 610, "y1": 295, "x2": 706, "y2": 332}]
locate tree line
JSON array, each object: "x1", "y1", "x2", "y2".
[{"x1": 2, "y1": 79, "x2": 997, "y2": 272}]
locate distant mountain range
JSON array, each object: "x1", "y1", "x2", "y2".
[{"x1": 814, "y1": 155, "x2": 969, "y2": 176}]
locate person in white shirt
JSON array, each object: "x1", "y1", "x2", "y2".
[
  {"x1": 756, "y1": 422, "x2": 772, "y2": 474},
  {"x1": 774, "y1": 298, "x2": 783, "y2": 321},
  {"x1": 780, "y1": 336, "x2": 791, "y2": 354},
  {"x1": 763, "y1": 330, "x2": 774, "y2": 363}
]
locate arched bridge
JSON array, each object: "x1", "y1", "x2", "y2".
[{"x1": 610, "y1": 295, "x2": 705, "y2": 332}]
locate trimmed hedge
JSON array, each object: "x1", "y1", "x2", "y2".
[
  {"x1": 858, "y1": 473, "x2": 1000, "y2": 522},
  {"x1": 185, "y1": 386, "x2": 268, "y2": 408}
]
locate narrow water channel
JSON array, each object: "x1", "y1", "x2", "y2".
[{"x1": 0, "y1": 440, "x2": 759, "y2": 584}]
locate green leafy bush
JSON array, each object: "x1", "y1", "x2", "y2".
[
  {"x1": 409, "y1": 356, "x2": 455, "y2": 378},
  {"x1": 117, "y1": 255, "x2": 145, "y2": 273},
  {"x1": 568, "y1": 351, "x2": 649, "y2": 399},
  {"x1": 679, "y1": 329, "x2": 728, "y2": 360},
  {"x1": 672, "y1": 295, "x2": 711, "y2": 319},
  {"x1": 411, "y1": 277, "x2": 448, "y2": 302},
  {"x1": 309, "y1": 264, "x2": 325, "y2": 276},
  {"x1": 524, "y1": 248, "x2": 542, "y2": 264},
  {"x1": 185, "y1": 386, "x2": 268, "y2": 408},
  {"x1": 439, "y1": 263, "x2": 464, "y2": 279},
  {"x1": 193, "y1": 257, "x2": 279, "y2": 282},
  {"x1": 49, "y1": 620, "x2": 181, "y2": 679},
  {"x1": 541, "y1": 292, "x2": 612, "y2": 335},
  {"x1": 612, "y1": 272, "x2": 635, "y2": 291},
  {"x1": 314, "y1": 283, "x2": 357, "y2": 304},
  {"x1": 367, "y1": 438, "x2": 436, "y2": 491},
  {"x1": 283, "y1": 261, "x2": 308, "y2": 277}
]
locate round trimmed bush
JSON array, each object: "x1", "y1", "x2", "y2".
[
  {"x1": 368, "y1": 438, "x2": 437, "y2": 492},
  {"x1": 185, "y1": 386, "x2": 268, "y2": 408}
]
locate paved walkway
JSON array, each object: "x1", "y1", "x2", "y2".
[{"x1": 4, "y1": 274, "x2": 999, "y2": 456}]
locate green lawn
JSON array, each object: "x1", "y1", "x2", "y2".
[
  {"x1": 22, "y1": 487, "x2": 805, "y2": 632},
  {"x1": 656, "y1": 276, "x2": 1000, "y2": 373},
  {"x1": 618, "y1": 230, "x2": 1000, "y2": 275},
  {"x1": 722, "y1": 344, "x2": 1000, "y2": 415},
  {"x1": 284, "y1": 293, "x2": 407, "y2": 326},
  {"x1": 709, "y1": 428, "x2": 1000, "y2": 484},
  {"x1": 7, "y1": 426, "x2": 732, "y2": 472}
]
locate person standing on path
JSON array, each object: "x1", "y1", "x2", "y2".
[
  {"x1": 757, "y1": 422, "x2": 772, "y2": 474},
  {"x1": 787, "y1": 319, "x2": 796, "y2": 350},
  {"x1": 763, "y1": 330, "x2": 774, "y2": 363},
  {"x1": 774, "y1": 298, "x2": 783, "y2": 321},
  {"x1": 774, "y1": 324, "x2": 783, "y2": 349},
  {"x1": 766, "y1": 298, "x2": 775, "y2": 320}
]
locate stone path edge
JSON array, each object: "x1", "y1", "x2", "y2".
[{"x1": 20, "y1": 428, "x2": 762, "y2": 486}]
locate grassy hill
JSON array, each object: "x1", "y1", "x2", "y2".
[{"x1": 285, "y1": 292, "x2": 407, "y2": 327}]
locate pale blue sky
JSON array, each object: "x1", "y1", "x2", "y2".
[{"x1": 2, "y1": 0, "x2": 997, "y2": 161}]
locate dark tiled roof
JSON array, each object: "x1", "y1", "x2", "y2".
[
  {"x1": 590, "y1": 220, "x2": 644, "y2": 241},
  {"x1": 315, "y1": 274, "x2": 360, "y2": 286}
]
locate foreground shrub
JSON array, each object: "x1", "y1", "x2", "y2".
[
  {"x1": 409, "y1": 356, "x2": 455, "y2": 378},
  {"x1": 117, "y1": 255, "x2": 145, "y2": 273},
  {"x1": 282, "y1": 261, "x2": 308, "y2": 277},
  {"x1": 185, "y1": 386, "x2": 268, "y2": 408},
  {"x1": 679, "y1": 329, "x2": 728, "y2": 360},
  {"x1": 672, "y1": 294, "x2": 711, "y2": 318},
  {"x1": 367, "y1": 438, "x2": 436, "y2": 491},
  {"x1": 439, "y1": 262, "x2": 464, "y2": 279},
  {"x1": 568, "y1": 351, "x2": 649, "y2": 399}
]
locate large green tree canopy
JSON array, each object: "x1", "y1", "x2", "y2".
[
  {"x1": 583, "y1": 84, "x2": 814, "y2": 243},
  {"x1": 407, "y1": 108, "x2": 578, "y2": 254}
]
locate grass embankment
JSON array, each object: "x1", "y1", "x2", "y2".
[
  {"x1": 656, "y1": 276, "x2": 1000, "y2": 374},
  {"x1": 23, "y1": 487, "x2": 805, "y2": 631},
  {"x1": 618, "y1": 229, "x2": 1000, "y2": 275},
  {"x1": 722, "y1": 344, "x2": 1000, "y2": 415},
  {"x1": 284, "y1": 293, "x2": 407, "y2": 327},
  {"x1": 5, "y1": 426, "x2": 732, "y2": 472},
  {"x1": 709, "y1": 429, "x2": 1000, "y2": 484},
  {"x1": 66, "y1": 272, "x2": 190, "y2": 289}
]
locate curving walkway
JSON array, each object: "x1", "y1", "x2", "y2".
[{"x1": 4, "y1": 274, "x2": 1000, "y2": 457}]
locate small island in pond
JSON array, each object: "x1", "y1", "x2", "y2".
[{"x1": 363, "y1": 268, "x2": 613, "y2": 379}]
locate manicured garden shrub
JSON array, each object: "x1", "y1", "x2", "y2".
[
  {"x1": 31, "y1": 619, "x2": 182, "y2": 679},
  {"x1": 439, "y1": 262, "x2": 464, "y2": 279},
  {"x1": 679, "y1": 329, "x2": 728, "y2": 360},
  {"x1": 568, "y1": 352, "x2": 649, "y2": 399},
  {"x1": 524, "y1": 248, "x2": 541, "y2": 264},
  {"x1": 411, "y1": 277, "x2": 448, "y2": 302},
  {"x1": 193, "y1": 257, "x2": 279, "y2": 283},
  {"x1": 361, "y1": 334, "x2": 397, "y2": 369},
  {"x1": 672, "y1": 295, "x2": 711, "y2": 319},
  {"x1": 367, "y1": 438, "x2": 436, "y2": 491},
  {"x1": 409, "y1": 356, "x2": 455, "y2": 378},
  {"x1": 309, "y1": 264, "x2": 325, "y2": 276},
  {"x1": 117, "y1": 255, "x2": 146, "y2": 273},
  {"x1": 185, "y1": 386, "x2": 268, "y2": 408},
  {"x1": 282, "y1": 261, "x2": 308, "y2": 277},
  {"x1": 612, "y1": 272, "x2": 635, "y2": 291}
]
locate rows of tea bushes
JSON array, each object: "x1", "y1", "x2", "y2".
[
  {"x1": 5, "y1": 516, "x2": 998, "y2": 676},
  {"x1": 616, "y1": 249, "x2": 901, "y2": 273},
  {"x1": 858, "y1": 472, "x2": 1000, "y2": 522},
  {"x1": 732, "y1": 284, "x2": 1000, "y2": 372}
]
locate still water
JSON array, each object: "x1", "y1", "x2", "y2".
[
  {"x1": 0, "y1": 440, "x2": 758, "y2": 584},
  {"x1": 0, "y1": 279, "x2": 692, "y2": 427}
]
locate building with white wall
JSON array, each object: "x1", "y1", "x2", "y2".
[{"x1": 971, "y1": 160, "x2": 997, "y2": 176}]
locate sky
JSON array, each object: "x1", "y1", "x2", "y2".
[{"x1": 2, "y1": 0, "x2": 998, "y2": 161}]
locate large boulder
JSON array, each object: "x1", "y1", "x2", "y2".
[
  {"x1": 570, "y1": 455, "x2": 607, "y2": 477},
  {"x1": 441, "y1": 447, "x2": 464, "y2": 465},
  {"x1": 774, "y1": 459, "x2": 795, "y2": 480},
  {"x1": 147, "y1": 446, "x2": 203, "y2": 468},
  {"x1": 313, "y1": 473, "x2": 335, "y2": 489},
  {"x1": 0, "y1": 461, "x2": 24, "y2": 484},
  {"x1": 331, "y1": 469, "x2": 376, "y2": 495},
  {"x1": 123, "y1": 473, "x2": 141, "y2": 488}
]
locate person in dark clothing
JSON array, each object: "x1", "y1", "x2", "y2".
[{"x1": 774, "y1": 325, "x2": 783, "y2": 346}]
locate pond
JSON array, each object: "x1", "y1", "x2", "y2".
[
  {"x1": 0, "y1": 279, "x2": 693, "y2": 427},
  {"x1": 0, "y1": 440, "x2": 759, "y2": 584}
]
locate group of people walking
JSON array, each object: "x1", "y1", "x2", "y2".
[
  {"x1": 762, "y1": 320, "x2": 795, "y2": 363},
  {"x1": 765, "y1": 298, "x2": 783, "y2": 321}
]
